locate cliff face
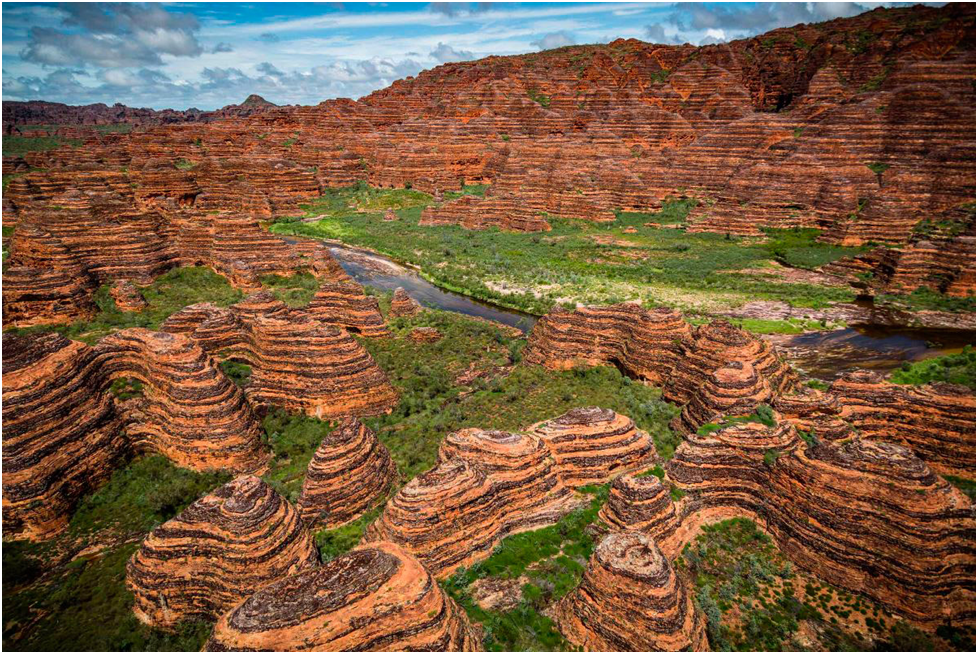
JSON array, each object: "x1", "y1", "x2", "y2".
[{"x1": 1, "y1": 329, "x2": 270, "y2": 540}]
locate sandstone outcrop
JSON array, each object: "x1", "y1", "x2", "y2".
[
  {"x1": 388, "y1": 287, "x2": 421, "y2": 318},
  {"x1": 1, "y1": 332, "x2": 126, "y2": 540},
  {"x1": 127, "y1": 475, "x2": 319, "y2": 629},
  {"x1": 409, "y1": 326, "x2": 442, "y2": 343},
  {"x1": 368, "y1": 428, "x2": 581, "y2": 577},
  {"x1": 93, "y1": 329, "x2": 269, "y2": 473},
  {"x1": 109, "y1": 279, "x2": 147, "y2": 312},
  {"x1": 1, "y1": 264, "x2": 97, "y2": 328},
  {"x1": 161, "y1": 292, "x2": 398, "y2": 419},
  {"x1": 205, "y1": 541, "x2": 479, "y2": 652},
  {"x1": 658, "y1": 417, "x2": 976, "y2": 627},
  {"x1": 305, "y1": 281, "x2": 390, "y2": 337},
  {"x1": 529, "y1": 407, "x2": 656, "y2": 487},
  {"x1": 555, "y1": 531, "x2": 709, "y2": 652},
  {"x1": 597, "y1": 472, "x2": 683, "y2": 556},
  {"x1": 297, "y1": 417, "x2": 397, "y2": 529}
]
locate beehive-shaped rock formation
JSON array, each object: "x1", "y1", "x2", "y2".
[
  {"x1": 388, "y1": 287, "x2": 421, "y2": 318},
  {"x1": 1, "y1": 264, "x2": 97, "y2": 328},
  {"x1": 368, "y1": 428, "x2": 581, "y2": 577},
  {"x1": 1, "y1": 332, "x2": 126, "y2": 540},
  {"x1": 523, "y1": 303, "x2": 693, "y2": 385},
  {"x1": 127, "y1": 476, "x2": 319, "y2": 629},
  {"x1": 205, "y1": 541, "x2": 479, "y2": 652},
  {"x1": 672, "y1": 360, "x2": 774, "y2": 435},
  {"x1": 161, "y1": 293, "x2": 398, "y2": 419},
  {"x1": 662, "y1": 418, "x2": 976, "y2": 627},
  {"x1": 305, "y1": 281, "x2": 390, "y2": 337},
  {"x1": 109, "y1": 279, "x2": 148, "y2": 312},
  {"x1": 297, "y1": 417, "x2": 397, "y2": 529},
  {"x1": 830, "y1": 371, "x2": 976, "y2": 477},
  {"x1": 598, "y1": 472, "x2": 684, "y2": 557},
  {"x1": 529, "y1": 407, "x2": 656, "y2": 487},
  {"x1": 555, "y1": 531, "x2": 708, "y2": 652},
  {"x1": 94, "y1": 329, "x2": 269, "y2": 473}
]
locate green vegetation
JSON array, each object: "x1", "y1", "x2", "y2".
[
  {"x1": 314, "y1": 504, "x2": 385, "y2": 562},
  {"x1": 944, "y1": 475, "x2": 976, "y2": 502},
  {"x1": 260, "y1": 271, "x2": 320, "y2": 307},
  {"x1": 174, "y1": 159, "x2": 196, "y2": 170},
  {"x1": 526, "y1": 88, "x2": 552, "y2": 108},
  {"x1": 442, "y1": 485, "x2": 609, "y2": 651},
  {"x1": 2, "y1": 135, "x2": 82, "y2": 156},
  {"x1": 272, "y1": 186, "x2": 863, "y2": 318},
  {"x1": 218, "y1": 360, "x2": 252, "y2": 386},
  {"x1": 261, "y1": 408, "x2": 337, "y2": 503},
  {"x1": 650, "y1": 69, "x2": 671, "y2": 84},
  {"x1": 5, "y1": 266, "x2": 243, "y2": 345},
  {"x1": 696, "y1": 404, "x2": 777, "y2": 437},
  {"x1": 889, "y1": 346, "x2": 975, "y2": 389},
  {"x1": 876, "y1": 286, "x2": 976, "y2": 314},
  {"x1": 866, "y1": 161, "x2": 890, "y2": 176}
]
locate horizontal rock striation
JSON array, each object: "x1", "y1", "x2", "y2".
[
  {"x1": 655, "y1": 416, "x2": 976, "y2": 627},
  {"x1": 297, "y1": 417, "x2": 397, "y2": 529},
  {"x1": 161, "y1": 292, "x2": 398, "y2": 418},
  {"x1": 1, "y1": 332, "x2": 126, "y2": 540},
  {"x1": 205, "y1": 541, "x2": 479, "y2": 652},
  {"x1": 368, "y1": 428, "x2": 582, "y2": 577},
  {"x1": 93, "y1": 329, "x2": 269, "y2": 473},
  {"x1": 127, "y1": 475, "x2": 319, "y2": 629},
  {"x1": 829, "y1": 370, "x2": 976, "y2": 478},
  {"x1": 1, "y1": 264, "x2": 97, "y2": 328},
  {"x1": 523, "y1": 303, "x2": 693, "y2": 385},
  {"x1": 598, "y1": 472, "x2": 683, "y2": 557},
  {"x1": 305, "y1": 281, "x2": 390, "y2": 337},
  {"x1": 388, "y1": 287, "x2": 421, "y2": 318},
  {"x1": 671, "y1": 360, "x2": 773, "y2": 435},
  {"x1": 529, "y1": 407, "x2": 656, "y2": 487},
  {"x1": 555, "y1": 531, "x2": 708, "y2": 652}
]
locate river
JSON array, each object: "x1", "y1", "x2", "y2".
[{"x1": 325, "y1": 242, "x2": 974, "y2": 381}]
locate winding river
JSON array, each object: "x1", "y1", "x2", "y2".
[{"x1": 325, "y1": 242, "x2": 974, "y2": 381}]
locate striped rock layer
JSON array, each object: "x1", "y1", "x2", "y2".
[
  {"x1": 655, "y1": 418, "x2": 976, "y2": 626},
  {"x1": 161, "y1": 292, "x2": 398, "y2": 419},
  {"x1": 529, "y1": 407, "x2": 657, "y2": 487},
  {"x1": 369, "y1": 410, "x2": 656, "y2": 578},
  {"x1": 388, "y1": 287, "x2": 422, "y2": 318},
  {"x1": 598, "y1": 473, "x2": 683, "y2": 556},
  {"x1": 205, "y1": 541, "x2": 479, "y2": 652},
  {"x1": 305, "y1": 281, "x2": 390, "y2": 337},
  {"x1": 127, "y1": 476, "x2": 319, "y2": 629},
  {"x1": 109, "y1": 279, "x2": 148, "y2": 312},
  {"x1": 524, "y1": 303, "x2": 794, "y2": 406},
  {"x1": 297, "y1": 417, "x2": 397, "y2": 529},
  {"x1": 1, "y1": 332, "x2": 126, "y2": 540},
  {"x1": 1, "y1": 329, "x2": 269, "y2": 541},
  {"x1": 368, "y1": 428, "x2": 583, "y2": 577},
  {"x1": 672, "y1": 360, "x2": 774, "y2": 435},
  {"x1": 94, "y1": 329, "x2": 269, "y2": 473},
  {"x1": 830, "y1": 371, "x2": 976, "y2": 478},
  {"x1": 555, "y1": 531, "x2": 709, "y2": 652}
]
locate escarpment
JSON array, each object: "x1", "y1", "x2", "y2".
[
  {"x1": 205, "y1": 541, "x2": 479, "y2": 652},
  {"x1": 161, "y1": 292, "x2": 398, "y2": 418},
  {"x1": 127, "y1": 475, "x2": 319, "y2": 629},
  {"x1": 555, "y1": 531, "x2": 708, "y2": 652},
  {"x1": 93, "y1": 329, "x2": 269, "y2": 473},
  {"x1": 1, "y1": 332, "x2": 126, "y2": 540},
  {"x1": 297, "y1": 417, "x2": 397, "y2": 529}
]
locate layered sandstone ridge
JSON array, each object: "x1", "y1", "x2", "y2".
[
  {"x1": 1, "y1": 328, "x2": 269, "y2": 541},
  {"x1": 161, "y1": 292, "x2": 398, "y2": 419},
  {"x1": 555, "y1": 531, "x2": 708, "y2": 652},
  {"x1": 368, "y1": 409, "x2": 655, "y2": 577},
  {"x1": 205, "y1": 541, "x2": 479, "y2": 652},
  {"x1": 127, "y1": 476, "x2": 319, "y2": 629},
  {"x1": 297, "y1": 417, "x2": 397, "y2": 529},
  {"x1": 624, "y1": 416, "x2": 978, "y2": 627}
]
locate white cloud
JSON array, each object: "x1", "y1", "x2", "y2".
[
  {"x1": 531, "y1": 31, "x2": 576, "y2": 50},
  {"x1": 430, "y1": 42, "x2": 475, "y2": 63}
]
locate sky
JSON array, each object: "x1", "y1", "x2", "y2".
[{"x1": 2, "y1": 2, "x2": 917, "y2": 110}]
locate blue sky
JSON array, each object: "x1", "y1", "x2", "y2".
[{"x1": 2, "y1": 2, "x2": 911, "y2": 110}]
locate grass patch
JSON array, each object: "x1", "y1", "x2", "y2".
[
  {"x1": 876, "y1": 287, "x2": 976, "y2": 314},
  {"x1": 441, "y1": 485, "x2": 608, "y2": 651},
  {"x1": 2, "y1": 135, "x2": 82, "y2": 156},
  {"x1": 944, "y1": 476, "x2": 976, "y2": 502},
  {"x1": 272, "y1": 186, "x2": 860, "y2": 316},
  {"x1": 889, "y1": 346, "x2": 975, "y2": 389},
  {"x1": 259, "y1": 271, "x2": 320, "y2": 307},
  {"x1": 763, "y1": 227, "x2": 869, "y2": 270}
]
